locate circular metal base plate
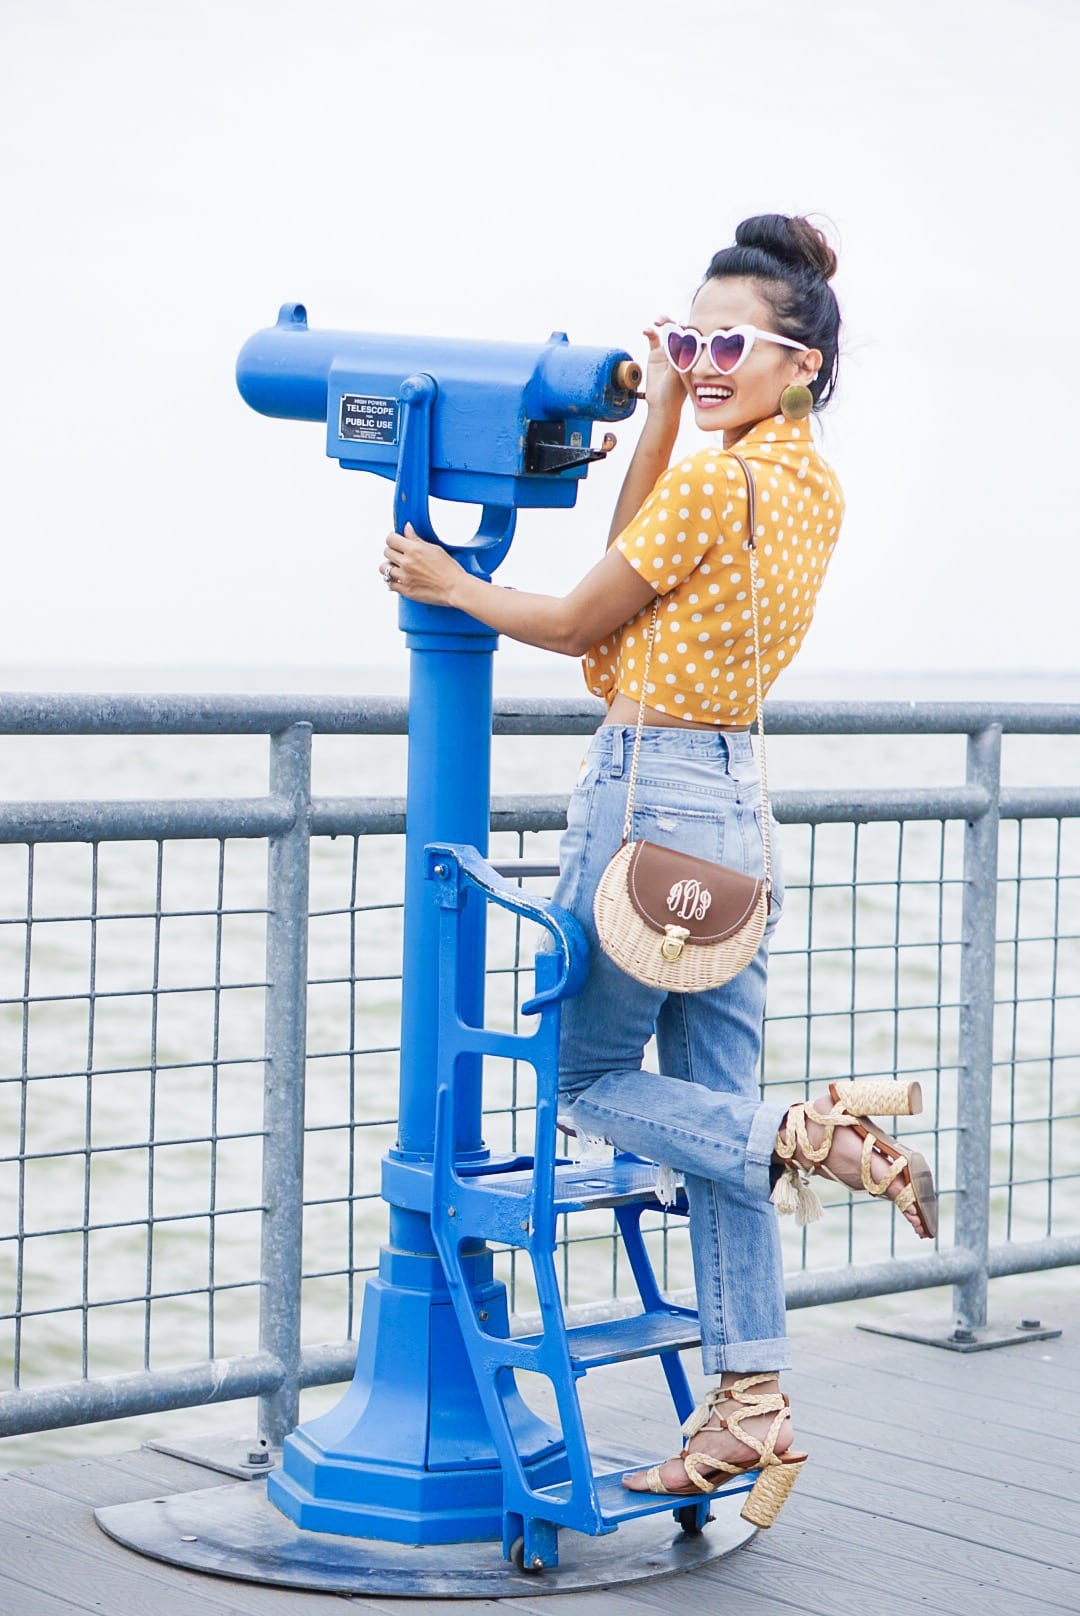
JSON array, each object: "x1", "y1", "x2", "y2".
[{"x1": 95, "y1": 1477, "x2": 756, "y2": 1597}]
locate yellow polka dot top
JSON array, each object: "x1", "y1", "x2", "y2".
[{"x1": 582, "y1": 411, "x2": 844, "y2": 726}]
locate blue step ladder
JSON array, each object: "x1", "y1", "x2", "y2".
[{"x1": 414, "y1": 842, "x2": 757, "y2": 1571}]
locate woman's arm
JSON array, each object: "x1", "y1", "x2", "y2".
[
  {"x1": 605, "y1": 320, "x2": 686, "y2": 547},
  {"x1": 382, "y1": 528, "x2": 656, "y2": 658}
]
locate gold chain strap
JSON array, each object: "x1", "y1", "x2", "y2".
[
  {"x1": 729, "y1": 452, "x2": 772, "y2": 893},
  {"x1": 621, "y1": 598, "x2": 660, "y2": 842},
  {"x1": 620, "y1": 453, "x2": 772, "y2": 894}
]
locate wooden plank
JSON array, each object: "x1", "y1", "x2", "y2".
[
  {"x1": 12, "y1": 1450, "x2": 235, "y2": 1508},
  {"x1": 0, "y1": 1568, "x2": 95, "y2": 1616},
  {"x1": 792, "y1": 1331, "x2": 1076, "y2": 1409},
  {"x1": 792, "y1": 1322, "x2": 1076, "y2": 1398},
  {"x1": 792, "y1": 1398, "x2": 1080, "y2": 1497},
  {"x1": 786, "y1": 1487, "x2": 1080, "y2": 1606},
  {"x1": 512, "y1": 1574, "x2": 845, "y2": 1616},
  {"x1": 789, "y1": 1341, "x2": 1070, "y2": 1440},
  {"x1": 0, "y1": 1472, "x2": 380, "y2": 1616},
  {"x1": 511, "y1": 1595, "x2": 719, "y2": 1616},
  {"x1": 785, "y1": 1363, "x2": 1080, "y2": 1480},
  {"x1": 702, "y1": 1524, "x2": 1058, "y2": 1616},
  {"x1": 100, "y1": 1447, "x2": 246, "y2": 1494},
  {"x1": 517, "y1": 1583, "x2": 814, "y2": 1616},
  {"x1": 795, "y1": 1439, "x2": 1080, "y2": 1539},
  {"x1": 0, "y1": 1504, "x2": 248, "y2": 1616},
  {"x1": 356, "y1": 1602, "x2": 514, "y2": 1616},
  {"x1": 0, "y1": 1577, "x2": 91, "y2": 1616}
]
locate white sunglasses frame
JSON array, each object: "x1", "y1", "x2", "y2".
[{"x1": 659, "y1": 321, "x2": 809, "y2": 375}]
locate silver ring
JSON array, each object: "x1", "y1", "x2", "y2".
[{"x1": 381, "y1": 563, "x2": 394, "y2": 586}]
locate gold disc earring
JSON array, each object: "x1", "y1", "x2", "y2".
[{"x1": 779, "y1": 384, "x2": 814, "y2": 421}]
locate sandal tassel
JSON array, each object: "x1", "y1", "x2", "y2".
[
  {"x1": 655, "y1": 1163, "x2": 682, "y2": 1208},
  {"x1": 771, "y1": 1161, "x2": 824, "y2": 1225},
  {"x1": 681, "y1": 1386, "x2": 725, "y2": 1442}
]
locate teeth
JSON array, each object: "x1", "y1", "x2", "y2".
[{"x1": 697, "y1": 387, "x2": 732, "y2": 401}]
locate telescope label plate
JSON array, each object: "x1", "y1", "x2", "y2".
[{"x1": 340, "y1": 395, "x2": 400, "y2": 445}]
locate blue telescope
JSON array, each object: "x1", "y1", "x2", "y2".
[
  {"x1": 229, "y1": 302, "x2": 646, "y2": 1570},
  {"x1": 236, "y1": 302, "x2": 642, "y2": 566}
]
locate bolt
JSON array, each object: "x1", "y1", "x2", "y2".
[
  {"x1": 433, "y1": 863, "x2": 450, "y2": 878},
  {"x1": 520, "y1": 1219, "x2": 530, "y2": 1231},
  {"x1": 949, "y1": 1327, "x2": 975, "y2": 1344},
  {"x1": 1019, "y1": 1318, "x2": 1042, "y2": 1330},
  {"x1": 477, "y1": 1309, "x2": 489, "y2": 1322},
  {"x1": 447, "y1": 1206, "x2": 456, "y2": 1217},
  {"x1": 247, "y1": 1438, "x2": 271, "y2": 1466}
]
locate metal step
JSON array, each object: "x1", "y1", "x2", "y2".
[
  {"x1": 465, "y1": 1158, "x2": 672, "y2": 1212},
  {"x1": 535, "y1": 1464, "x2": 756, "y2": 1527},
  {"x1": 516, "y1": 1308, "x2": 701, "y2": 1369}
]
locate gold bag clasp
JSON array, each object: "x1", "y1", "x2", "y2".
[{"x1": 660, "y1": 925, "x2": 690, "y2": 962}]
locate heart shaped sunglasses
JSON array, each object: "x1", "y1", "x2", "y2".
[{"x1": 659, "y1": 321, "x2": 809, "y2": 375}]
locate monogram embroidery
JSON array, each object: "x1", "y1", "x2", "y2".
[{"x1": 666, "y1": 878, "x2": 713, "y2": 923}]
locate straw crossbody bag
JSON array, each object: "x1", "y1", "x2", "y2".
[{"x1": 593, "y1": 452, "x2": 773, "y2": 991}]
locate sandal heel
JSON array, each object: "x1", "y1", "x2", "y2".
[
  {"x1": 829, "y1": 1079, "x2": 922, "y2": 1117},
  {"x1": 740, "y1": 1455, "x2": 805, "y2": 1528}
]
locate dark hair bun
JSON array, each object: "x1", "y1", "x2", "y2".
[{"x1": 734, "y1": 214, "x2": 838, "y2": 282}]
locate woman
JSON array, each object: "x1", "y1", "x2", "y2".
[{"x1": 383, "y1": 214, "x2": 936, "y2": 1528}]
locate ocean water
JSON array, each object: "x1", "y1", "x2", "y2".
[{"x1": 0, "y1": 663, "x2": 1078, "y2": 1469}]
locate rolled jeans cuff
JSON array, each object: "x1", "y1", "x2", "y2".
[
  {"x1": 745, "y1": 1097, "x2": 790, "y2": 1200},
  {"x1": 702, "y1": 1334, "x2": 793, "y2": 1375}
]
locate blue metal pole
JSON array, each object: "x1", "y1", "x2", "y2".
[
  {"x1": 395, "y1": 603, "x2": 492, "y2": 1160},
  {"x1": 267, "y1": 598, "x2": 564, "y2": 1543}
]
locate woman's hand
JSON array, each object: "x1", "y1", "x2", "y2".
[
  {"x1": 381, "y1": 526, "x2": 654, "y2": 658},
  {"x1": 604, "y1": 316, "x2": 685, "y2": 547},
  {"x1": 382, "y1": 524, "x2": 465, "y2": 606},
  {"x1": 641, "y1": 314, "x2": 687, "y2": 424}
]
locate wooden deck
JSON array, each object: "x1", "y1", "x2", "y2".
[{"x1": 2, "y1": 1291, "x2": 1077, "y2": 1615}]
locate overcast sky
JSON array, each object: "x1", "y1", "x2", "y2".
[{"x1": 2, "y1": 0, "x2": 1076, "y2": 685}]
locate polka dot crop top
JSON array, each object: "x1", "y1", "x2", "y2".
[{"x1": 582, "y1": 411, "x2": 844, "y2": 727}]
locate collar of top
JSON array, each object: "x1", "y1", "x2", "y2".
[{"x1": 730, "y1": 412, "x2": 811, "y2": 450}]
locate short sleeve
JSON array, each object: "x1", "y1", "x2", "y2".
[{"x1": 613, "y1": 453, "x2": 737, "y2": 595}]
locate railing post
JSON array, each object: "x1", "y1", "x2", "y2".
[
  {"x1": 952, "y1": 723, "x2": 1001, "y2": 1332},
  {"x1": 258, "y1": 722, "x2": 312, "y2": 1443}
]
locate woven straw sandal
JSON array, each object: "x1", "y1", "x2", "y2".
[
  {"x1": 773, "y1": 1079, "x2": 937, "y2": 1237},
  {"x1": 623, "y1": 1374, "x2": 807, "y2": 1529}
]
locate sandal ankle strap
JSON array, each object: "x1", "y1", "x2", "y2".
[
  {"x1": 776, "y1": 1098, "x2": 856, "y2": 1165},
  {"x1": 682, "y1": 1377, "x2": 791, "y2": 1452},
  {"x1": 773, "y1": 1097, "x2": 914, "y2": 1226}
]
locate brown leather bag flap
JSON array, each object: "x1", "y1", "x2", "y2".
[{"x1": 626, "y1": 840, "x2": 763, "y2": 944}]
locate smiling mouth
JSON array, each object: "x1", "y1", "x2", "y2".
[{"x1": 695, "y1": 384, "x2": 733, "y2": 408}]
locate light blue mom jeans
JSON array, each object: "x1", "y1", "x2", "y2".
[{"x1": 554, "y1": 725, "x2": 792, "y2": 1373}]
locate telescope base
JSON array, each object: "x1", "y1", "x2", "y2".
[
  {"x1": 263, "y1": 1243, "x2": 567, "y2": 1541},
  {"x1": 268, "y1": 1423, "x2": 568, "y2": 1543},
  {"x1": 95, "y1": 1464, "x2": 757, "y2": 1597}
]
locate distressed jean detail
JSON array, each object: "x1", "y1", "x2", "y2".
[{"x1": 554, "y1": 725, "x2": 791, "y2": 1373}]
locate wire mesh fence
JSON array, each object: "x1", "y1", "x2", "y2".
[{"x1": 0, "y1": 697, "x2": 1077, "y2": 1441}]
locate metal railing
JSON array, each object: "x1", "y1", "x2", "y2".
[{"x1": 0, "y1": 695, "x2": 1077, "y2": 1447}]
